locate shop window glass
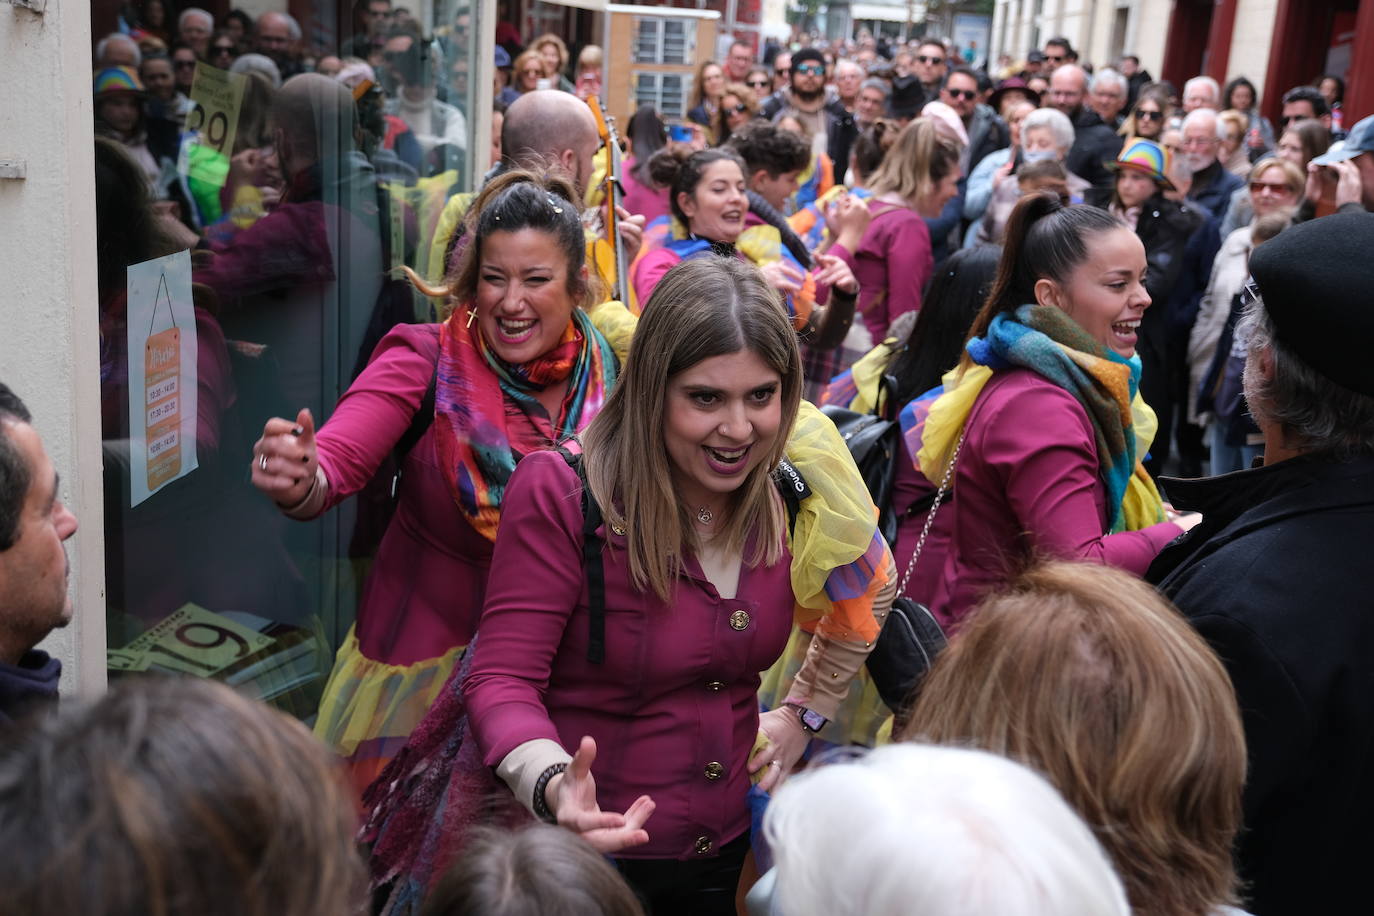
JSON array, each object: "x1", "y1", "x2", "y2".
[{"x1": 93, "y1": 0, "x2": 485, "y2": 723}]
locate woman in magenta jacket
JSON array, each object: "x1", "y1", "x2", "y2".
[
  {"x1": 465, "y1": 258, "x2": 889, "y2": 912},
  {"x1": 916, "y1": 194, "x2": 1198, "y2": 628}
]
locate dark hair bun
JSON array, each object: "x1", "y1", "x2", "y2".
[{"x1": 647, "y1": 146, "x2": 690, "y2": 189}]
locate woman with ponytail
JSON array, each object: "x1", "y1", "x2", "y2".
[
  {"x1": 249, "y1": 169, "x2": 625, "y2": 797},
  {"x1": 915, "y1": 193, "x2": 1196, "y2": 629},
  {"x1": 834, "y1": 118, "x2": 962, "y2": 353},
  {"x1": 630, "y1": 146, "x2": 862, "y2": 350}
]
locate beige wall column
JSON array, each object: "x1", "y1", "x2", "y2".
[{"x1": 0, "y1": 0, "x2": 106, "y2": 693}]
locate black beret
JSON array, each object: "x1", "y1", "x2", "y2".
[
  {"x1": 1249, "y1": 209, "x2": 1374, "y2": 397},
  {"x1": 791, "y1": 47, "x2": 826, "y2": 68},
  {"x1": 889, "y1": 74, "x2": 926, "y2": 118}
]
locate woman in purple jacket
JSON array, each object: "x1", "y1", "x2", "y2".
[
  {"x1": 465, "y1": 257, "x2": 887, "y2": 913},
  {"x1": 916, "y1": 194, "x2": 1197, "y2": 628}
]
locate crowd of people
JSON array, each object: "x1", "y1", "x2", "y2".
[{"x1": 0, "y1": 9, "x2": 1371, "y2": 916}]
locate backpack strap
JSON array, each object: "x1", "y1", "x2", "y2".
[
  {"x1": 773, "y1": 457, "x2": 811, "y2": 538},
  {"x1": 390, "y1": 355, "x2": 439, "y2": 500},
  {"x1": 557, "y1": 447, "x2": 607, "y2": 666}
]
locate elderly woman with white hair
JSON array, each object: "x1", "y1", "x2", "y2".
[
  {"x1": 971, "y1": 107, "x2": 1089, "y2": 246},
  {"x1": 748, "y1": 743, "x2": 1131, "y2": 916}
]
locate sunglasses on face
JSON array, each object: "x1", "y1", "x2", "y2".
[
  {"x1": 725, "y1": 103, "x2": 749, "y2": 115},
  {"x1": 1249, "y1": 180, "x2": 1292, "y2": 195},
  {"x1": 746, "y1": 79, "x2": 770, "y2": 88},
  {"x1": 794, "y1": 63, "x2": 824, "y2": 76},
  {"x1": 1137, "y1": 109, "x2": 1163, "y2": 121},
  {"x1": 174, "y1": 60, "x2": 196, "y2": 70},
  {"x1": 1047, "y1": 54, "x2": 1065, "y2": 62},
  {"x1": 915, "y1": 55, "x2": 944, "y2": 65},
  {"x1": 211, "y1": 45, "x2": 235, "y2": 55},
  {"x1": 945, "y1": 88, "x2": 976, "y2": 101}
]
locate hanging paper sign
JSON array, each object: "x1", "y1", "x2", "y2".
[
  {"x1": 178, "y1": 62, "x2": 247, "y2": 185},
  {"x1": 127, "y1": 250, "x2": 198, "y2": 506}
]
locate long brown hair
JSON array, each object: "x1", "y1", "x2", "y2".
[
  {"x1": 0, "y1": 677, "x2": 365, "y2": 916},
  {"x1": 580, "y1": 257, "x2": 802, "y2": 601},
  {"x1": 900, "y1": 561, "x2": 1246, "y2": 916}
]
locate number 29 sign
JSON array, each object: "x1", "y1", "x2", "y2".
[{"x1": 179, "y1": 62, "x2": 247, "y2": 185}]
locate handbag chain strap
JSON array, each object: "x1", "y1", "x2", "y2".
[{"x1": 897, "y1": 427, "x2": 967, "y2": 596}]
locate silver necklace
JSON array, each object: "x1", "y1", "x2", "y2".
[{"x1": 695, "y1": 506, "x2": 714, "y2": 525}]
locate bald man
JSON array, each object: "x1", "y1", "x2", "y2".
[
  {"x1": 1053, "y1": 64, "x2": 1123, "y2": 195},
  {"x1": 427, "y1": 90, "x2": 643, "y2": 294}
]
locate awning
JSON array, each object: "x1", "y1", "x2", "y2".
[{"x1": 849, "y1": 2, "x2": 924, "y2": 23}]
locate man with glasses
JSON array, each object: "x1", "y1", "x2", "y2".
[
  {"x1": 1181, "y1": 107, "x2": 1243, "y2": 218},
  {"x1": 940, "y1": 66, "x2": 1008, "y2": 173},
  {"x1": 726, "y1": 40, "x2": 755, "y2": 83},
  {"x1": 177, "y1": 8, "x2": 214, "y2": 60},
  {"x1": 1042, "y1": 37, "x2": 1076, "y2": 71},
  {"x1": 1050, "y1": 64, "x2": 1123, "y2": 193},
  {"x1": 760, "y1": 47, "x2": 858, "y2": 183},
  {"x1": 771, "y1": 51, "x2": 791, "y2": 93},
  {"x1": 1087, "y1": 68, "x2": 1128, "y2": 129},
  {"x1": 855, "y1": 78, "x2": 889, "y2": 130},
  {"x1": 912, "y1": 39, "x2": 947, "y2": 101},
  {"x1": 171, "y1": 45, "x2": 199, "y2": 97},
  {"x1": 254, "y1": 10, "x2": 304, "y2": 79},
  {"x1": 832, "y1": 59, "x2": 864, "y2": 112},
  {"x1": 1281, "y1": 86, "x2": 1345, "y2": 142}
]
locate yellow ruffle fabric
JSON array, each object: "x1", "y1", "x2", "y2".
[{"x1": 313, "y1": 626, "x2": 464, "y2": 797}]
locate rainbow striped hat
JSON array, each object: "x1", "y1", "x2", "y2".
[
  {"x1": 93, "y1": 66, "x2": 144, "y2": 98},
  {"x1": 1106, "y1": 138, "x2": 1175, "y2": 190}
]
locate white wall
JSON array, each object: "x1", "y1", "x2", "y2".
[
  {"x1": 1227, "y1": 0, "x2": 1279, "y2": 102},
  {"x1": 0, "y1": 0, "x2": 107, "y2": 694}
]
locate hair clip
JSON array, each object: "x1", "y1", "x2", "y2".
[
  {"x1": 547, "y1": 194, "x2": 564, "y2": 214},
  {"x1": 493, "y1": 213, "x2": 502, "y2": 222}
]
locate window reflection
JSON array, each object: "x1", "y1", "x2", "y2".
[{"x1": 95, "y1": 1, "x2": 479, "y2": 719}]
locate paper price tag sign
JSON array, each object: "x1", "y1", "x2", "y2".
[
  {"x1": 127, "y1": 250, "x2": 198, "y2": 506},
  {"x1": 113, "y1": 603, "x2": 276, "y2": 677},
  {"x1": 144, "y1": 327, "x2": 182, "y2": 491},
  {"x1": 179, "y1": 62, "x2": 247, "y2": 185}
]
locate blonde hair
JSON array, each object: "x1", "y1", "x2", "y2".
[
  {"x1": 512, "y1": 48, "x2": 547, "y2": 89},
  {"x1": 1250, "y1": 155, "x2": 1306, "y2": 197},
  {"x1": 579, "y1": 257, "x2": 802, "y2": 602},
  {"x1": 900, "y1": 562, "x2": 1246, "y2": 916},
  {"x1": 1218, "y1": 108, "x2": 1248, "y2": 145},
  {"x1": 531, "y1": 33, "x2": 569, "y2": 71},
  {"x1": 576, "y1": 44, "x2": 603, "y2": 71},
  {"x1": 866, "y1": 118, "x2": 960, "y2": 207}
]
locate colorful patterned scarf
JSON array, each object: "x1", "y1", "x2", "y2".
[
  {"x1": 434, "y1": 306, "x2": 616, "y2": 541},
  {"x1": 918, "y1": 304, "x2": 1166, "y2": 533}
]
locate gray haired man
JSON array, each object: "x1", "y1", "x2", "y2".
[{"x1": 1148, "y1": 210, "x2": 1374, "y2": 916}]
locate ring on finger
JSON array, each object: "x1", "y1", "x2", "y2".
[
  {"x1": 770, "y1": 760, "x2": 781, "y2": 768},
  {"x1": 259, "y1": 454, "x2": 268, "y2": 471}
]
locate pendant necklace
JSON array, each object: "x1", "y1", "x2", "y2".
[{"x1": 696, "y1": 506, "x2": 714, "y2": 525}]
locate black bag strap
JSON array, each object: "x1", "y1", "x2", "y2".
[
  {"x1": 557, "y1": 447, "x2": 608, "y2": 665},
  {"x1": 390, "y1": 356, "x2": 439, "y2": 500},
  {"x1": 561, "y1": 450, "x2": 811, "y2": 666}
]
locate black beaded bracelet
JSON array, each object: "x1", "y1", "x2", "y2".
[{"x1": 532, "y1": 762, "x2": 569, "y2": 823}]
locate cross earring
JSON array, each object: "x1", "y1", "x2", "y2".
[{"x1": 466, "y1": 308, "x2": 477, "y2": 328}]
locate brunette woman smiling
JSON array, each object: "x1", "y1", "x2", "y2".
[{"x1": 915, "y1": 194, "x2": 1194, "y2": 629}]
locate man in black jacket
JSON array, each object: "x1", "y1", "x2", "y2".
[
  {"x1": 940, "y1": 66, "x2": 1009, "y2": 173},
  {"x1": 760, "y1": 47, "x2": 858, "y2": 183},
  {"x1": 1148, "y1": 210, "x2": 1374, "y2": 916},
  {"x1": 0, "y1": 384, "x2": 78, "y2": 726},
  {"x1": 1049, "y1": 64, "x2": 1123, "y2": 193}
]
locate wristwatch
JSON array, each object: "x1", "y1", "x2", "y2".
[{"x1": 785, "y1": 703, "x2": 828, "y2": 734}]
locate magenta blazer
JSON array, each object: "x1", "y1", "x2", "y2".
[
  {"x1": 465, "y1": 451, "x2": 796, "y2": 860},
  {"x1": 928, "y1": 368, "x2": 1182, "y2": 628}
]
